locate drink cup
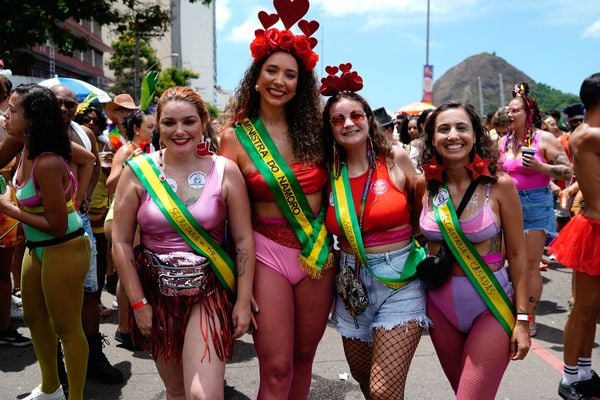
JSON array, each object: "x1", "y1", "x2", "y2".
[{"x1": 521, "y1": 146, "x2": 535, "y2": 159}]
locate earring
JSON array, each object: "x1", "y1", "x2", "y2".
[
  {"x1": 333, "y1": 143, "x2": 341, "y2": 178},
  {"x1": 422, "y1": 154, "x2": 446, "y2": 183},
  {"x1": 465, "y1": 154, "x2": 492, "y2": 180},
  {"x1": 196, "y1": 135, "x2": 213, "y2": 157},
  {"x1": 254, "y1": 84, "x2": 260, "y2": 92},
  {"x1": 366, "y1": 135, "x2": 376, "y2": 169}
]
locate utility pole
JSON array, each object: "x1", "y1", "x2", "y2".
[
  {"x1": 499, "y1": 72, "x2": 505, "y2": 107},
  {"x1": 478, "y1": 76, "x2": 484, "y2": 116}
]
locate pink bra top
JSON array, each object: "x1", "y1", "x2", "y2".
[
  {"x1": 419, "y1": 184, "x2": 501, "y2": 243},
  {"x1": 137, "y1": 155, "x2": 227, "y2": 253},
  {"x1": 499, "y1": 131, "x2": 551, "y2": 190}
]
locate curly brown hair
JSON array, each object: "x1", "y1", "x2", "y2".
[
  {"x1": 221, "y1": 51, "x2": 324, "y2": 164},
  {"x1": 421, "y1": 101, "x2": 499, "y2": 194},
  {"x1": 322, "y1": 92, "x2": 392, "y2": 175}
]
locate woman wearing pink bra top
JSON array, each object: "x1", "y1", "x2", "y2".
[
  {"x1": 112, "y1": 87, "x2": 256, "y2": 399},
  {"x1": 419, "y1": 101, "x2": 530, "y2": 399},
  {"x1": 500, "y1": 83, "x2": 572, "y2": 336}
]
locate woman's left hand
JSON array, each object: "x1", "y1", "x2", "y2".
[
  {"x1": 521, "y1": 153, "x2": 542, "y2": 171},
  {"x1": 510, "y1": 322, "x2": 531, "y2": 360}
]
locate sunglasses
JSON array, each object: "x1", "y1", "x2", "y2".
[
  {"x1": 83, "y1": 117, "x2": 99, "y2": 126},
  {"x1": 58, "y1": 99, "x2": 78, "y2": 110},
  {"x1": 330, "y1": 111, "x2": 366, "y2": 128}
]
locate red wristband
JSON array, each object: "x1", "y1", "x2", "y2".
[{"x1": 131, "y1": 298, "x2": 148, "y2": 310}]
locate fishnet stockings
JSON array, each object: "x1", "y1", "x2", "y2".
[{"x1": 343, "y1": 321, "x2": 423, "y2": 400}]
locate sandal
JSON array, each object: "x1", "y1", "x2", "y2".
[{"x1": 12, "y1": 287, "x2": 21, "y2": 298}]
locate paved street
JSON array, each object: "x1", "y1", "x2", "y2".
[{"x1": 2, "y1": 260, "x2": 599, "y2": 399}]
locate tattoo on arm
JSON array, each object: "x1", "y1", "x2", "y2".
[
  {"x1": 487, "y1": 233, "x2": 502, "y2": 254},
  {"x1": 551, "y1": 152, "x2": 570, "y2": 166},
  {"x1": 550, "y1": 166, "x2": 572, "y2": 179},
  {"x1": 236, "y1": 248, "x2": 248, "y2": 277}
]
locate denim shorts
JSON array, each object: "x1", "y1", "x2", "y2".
[
  {"x1": 333, "y1": 243, "x2": 430, "y2": 342},
  {"x1": 518, "y1": 187, "x2": 556, "y2": 236},
  {"x1": 80, "y1": 212, "x2": 98, "y2": 293}
]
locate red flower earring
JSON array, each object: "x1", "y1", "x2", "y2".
[
  {"x1": 465, "y1": 154, "x2": 492, "y2": 179},
  {"x1": 422, "y1": 156, "x2": 446, "y2": 182},
  {"x1": 196, "y1": 136, "x2": 213, "y2": 157}
]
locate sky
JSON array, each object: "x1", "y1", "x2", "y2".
[{"x1": 214, "y1": 0, "x2": 600, "y2": 115}]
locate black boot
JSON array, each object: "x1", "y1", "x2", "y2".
[
  {"x1": 57, "y1": 341, "x2": 69, "y2": 397},
  {"x1": 87, "y1": 333, "x2": 124, "y2": 384}
]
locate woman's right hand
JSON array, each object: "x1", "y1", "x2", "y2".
[{"x1": 133, "y1": 304, "x2": 153, "y2": 337}]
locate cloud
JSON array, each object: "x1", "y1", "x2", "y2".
[
  {"x1": 583, "y1": 19, "x2": 600, "y2": 38},
  {"x1": 215, "y1": 0, "x2": 231, "y2": 31}
]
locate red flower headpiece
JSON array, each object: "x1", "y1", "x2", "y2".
[
  {"x1": 250, "y1": 0, "x2": 319, "y2": 71},
  {"x1": 319, "y1": 63, "x2": 364, "y2": 96}
]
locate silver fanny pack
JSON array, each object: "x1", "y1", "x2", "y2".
[{"x1": 143, "y1": 249, "x2": 210, "y2": 296}]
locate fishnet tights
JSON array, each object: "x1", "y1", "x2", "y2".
[{"x1": 343, "y1": 321, "x2": 423, "y2": 400}]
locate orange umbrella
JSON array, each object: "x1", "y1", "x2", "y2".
[{"x1": 395, "y1": 101, "x2": 436, "y2": 116}]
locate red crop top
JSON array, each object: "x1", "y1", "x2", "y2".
[
  {"x1": 325, "y1": 159, "x2": 411, "y2": 248},
  {"x1": 245, "y1": 163, "x2": 328, "y2": 202}
]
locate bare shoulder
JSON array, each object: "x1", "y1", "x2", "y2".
[
  {"x1": 219, "y1": 126, "x2": 243, "y2": 160},
  {"x1": 538, "y1": 129, "x2": 559, "y2": 145},
  {"x1": 570, "y1": 124, "x2": 600, "y2": 150},
  {"x1": 492, "y1": 173, "x2": 517, "y2": 199}
]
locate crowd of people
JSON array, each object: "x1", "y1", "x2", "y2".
[{"x1": 1, "y1": 2, "x2": 599, "y2": 400}]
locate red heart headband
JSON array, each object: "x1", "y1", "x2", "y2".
[
  {"x1": 319, "y1": 63, "x2": 364, "y2": 96},
  {"x1": 250, "y1": 0, "x2": 320, "y2": 71}
]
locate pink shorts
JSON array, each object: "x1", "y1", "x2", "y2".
[{"x1": 254, "y1": 230, "x2": 306, "y2": 286}]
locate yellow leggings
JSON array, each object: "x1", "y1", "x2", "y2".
[{"x1": 21, "y1": 236, "x2": 90, "y2": 400}]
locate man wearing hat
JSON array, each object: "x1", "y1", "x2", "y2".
[
  {"x1": 373, "y1": 107, "x2": 397, "y2": 145},
  {"x1": 104, "y1": 93, "x2": 139, "y2": 149}
]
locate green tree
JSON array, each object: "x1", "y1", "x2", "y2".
[
  {"x1": 107, "y1": 31, "x2": 162, "y2": 97},
  {"x1": 156, "y1": 67, "x2": 199, "y2": 97},
  {"x1": 0, "y1": 0, "x2": 120, "y2": 66},
  {"x1": 0, "y1": 0, "x2": 213, "y2": 73},
  {"x1": 531, "y1": 82, "x2": 580, "y2": 112}
]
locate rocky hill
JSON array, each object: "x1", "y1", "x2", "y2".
[{"x1": 432, "y1": 52, "x2": 579, "y2": 114}]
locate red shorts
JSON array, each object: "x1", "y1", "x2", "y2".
[{"x1": 548, "y1": 215, "x2": 600, "y2": 276}]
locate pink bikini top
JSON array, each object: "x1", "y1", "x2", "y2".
[
  {"x1": 499, "y1": 131, "x2": 551, "y2": 190},
  {"x1": 419, "y1": 184, "x2": 501, "y2": 243},
  {"x1": 137, "y1": 155, "x2": 227, "y2": 253}
]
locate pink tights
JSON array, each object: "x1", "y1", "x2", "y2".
[
  {"x1": 252, "y1": 261, "x2": 335, "y2": 399},
  {"x1": 427, "y1": 299, "x2": 510, "y2": 400}
]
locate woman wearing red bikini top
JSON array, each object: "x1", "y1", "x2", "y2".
[
  {"x1": 219, "y1": 2, "x2": 335, "y2": 398},
  {"x1": 321, "y1": 64, "x2": 428, "y2": 399}
]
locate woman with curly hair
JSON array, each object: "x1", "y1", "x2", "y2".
[
  {"x1": 1, "y1": 84, "x2": 91, "y2": 400},
  {"x1": 419, "y1": 101, "x2": 531, "y2": 399},
  {"x1": 500, "y1": 83, "x2": 572, "y2": 336},
  {"x1": 220, "y1": 7, "x2": 335, "y2": 397},
  {"x1": 322, "y1": 85, "x2": 429, "y2": 399}
]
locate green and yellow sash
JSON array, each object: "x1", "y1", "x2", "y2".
[
  {"x1": 127, "y1": 154, "x2": 236, "y2": 296},
  {"x1": 330, "y1": 164, "x2": 425, "y2": 289},
  {"x1": 235, "y1": 117, "x2": 333, "y2": 278},
  {"x1": 432, "y1": 185, "x2": 515, "y2": 335}
]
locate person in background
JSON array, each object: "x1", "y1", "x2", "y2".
[
  {"x1": 105, "y1": 109, "x2": 155, "y2": 351},
  {"x1": 1, "y1": 84, "x2": 91, "y2": 400},
  {"x1": 550, "y1": 72, "x2": 600, "y2": 400},
  {"x1": 321, "y1": 66, "x2": 429, "y2": 399},
  {"x1": 0, "y1": 74, "x2": 30, "y2": 347},
  {"x1": 220, "y1": 4, "x2": 335, "y2": 397},
  {"x1": 420, "y1": 101, "x2": 530, "y2": 399},
  {"x1": 499, "y1": 83, "x2": 572, "y2": 337},
  {"x1": 399, "y1": 116, "x2": 421, "y2": 168},
  {"x1": 50, "y1": 85, "x2": 123, "y2": 386},
  {"x1": 74, "y1": 104, "x2": 113, "y2": 317},
  {"x1": 112, "y1": 86, "x2": 255, "y2": 400},
  {"x1": 489, "y1": 107, "x2": 509, "y2": 143},
  {"x1": 373, "y1": 107, "x2": 397, "y2": 145},
  {"x1": 103, "y1": 94, "x2": 139, "y2": 150}
]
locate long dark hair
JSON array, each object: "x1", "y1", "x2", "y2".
[
  {"x1": 322, "y1": 91, "x2": 392, "y2": 172},
  {"x1": 222, "y1": 51, "x2": 324, "y2": 164},
  {"x1": 421, "y1": 101, "x2": 499, "y2": 194},
  {"x1": 14, "y1": 84, "x2": 71, "y2": 161},
  {"x1": 399, "y1": 116, "x2": 417, "y2": 145}
]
